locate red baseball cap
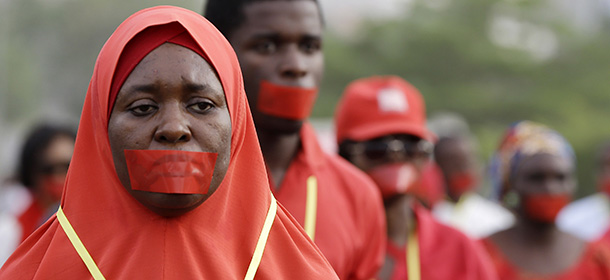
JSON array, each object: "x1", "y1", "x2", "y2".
[{"x1": 335, "y1": 76, "x2": 435, "y2": 144}]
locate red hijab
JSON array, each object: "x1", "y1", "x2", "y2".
[{"x1": 0, "y1": 6, "x2": 337, "y2": 279}]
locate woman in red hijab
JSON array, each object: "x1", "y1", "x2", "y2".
[{"x1": 0, "y1": 6, "x2": 338, "y2": 279}]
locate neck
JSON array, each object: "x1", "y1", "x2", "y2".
[
  {"x1": 257, "y1": 128, "x2": 301, "y2": 189},
  {"x1": 386, "y1": 195, "x2": 416, "y2": 246},
  {"x1": 513, "y1": 216, "x2": 562, "y2": 246}
]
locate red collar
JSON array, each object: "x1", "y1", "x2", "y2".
[{"x1": 299, "y1": 122, "x2": 327, "y2": 170}]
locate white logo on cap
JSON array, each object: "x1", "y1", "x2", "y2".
[{"x1": 377, "y1": 88, "x2": 408, "y2": 113}]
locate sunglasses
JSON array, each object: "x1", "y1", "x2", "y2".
[
  {"x1": 40, "y1": 161, "x2": 70, "y2": 175},
  {"x1": 347, "y1": 138, "x2": 432, "y2": 161}
]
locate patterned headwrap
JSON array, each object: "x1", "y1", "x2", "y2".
[{"x1": 489, "y1": 121, "x2": 574, "y2": 200}]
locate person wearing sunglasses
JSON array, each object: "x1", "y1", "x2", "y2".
[
  {"x1": 0, "y1": 123, "x2": 75, "y2": 265},
  {"x1": 335, "y1": 75, "x2": 497, "y2": 280}
]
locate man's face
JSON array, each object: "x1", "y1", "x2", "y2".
[{"x1": 228, "y1": 0, "x2": 324, "y2": 133}]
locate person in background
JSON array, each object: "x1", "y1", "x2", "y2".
[
  {"x1": 481, "y1": 121, "x2": 610, "y2": 279},
  {"x1": 335, "y1": 75, "x2": 498, "y2": 280},
  {"x1": 0, "y1": 6, "x2": 339, "y2": 278},
  {"x1": 0, "y1": 123, "x2": 75, "y2": 243},
  {"x1": 557, "y1": 141, "x2": 610, "y2": 241},
  {"x1": 429, "y1": 113, "x2": 514, "y2": 239},
  {"x1": 204, "y1": 1, "x2": 386, "y2": 279}
]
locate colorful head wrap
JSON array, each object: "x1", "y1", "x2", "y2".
[{"x1": 489, "y1": 121, "x2": 574, "y2": 200}]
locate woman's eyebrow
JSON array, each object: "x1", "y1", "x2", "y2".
[
  {"x1": 127, "y1": 84, "x2": 159, "y2": 94},
  {"x1": 184, "y1": 82, "x2": 211, "y2": 92}
]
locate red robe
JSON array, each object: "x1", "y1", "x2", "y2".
[
  {"x1": 272, "y1": 123, "x2": 386, "y2": 280},
  {"x1": 0, "y1": 6, "x2": 338, "y2": 279},
  {"x1": 481, "y1": 238, "x2": 610, "y2": 279},
  {"x1": 385, "y1": 205, "x2": 498, "y2": 279}
]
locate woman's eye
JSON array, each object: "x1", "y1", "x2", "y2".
[
  {"x1": 129, "y1": 104, "x2": 157, "y2": 116},
  {"x1": 189, "y1": 102, "x2": 213, "y2": 113}
]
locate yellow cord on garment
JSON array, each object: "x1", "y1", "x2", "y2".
[
  {"x1": 304, "y1": 176, "x2": 318, "y2": 240},
  {"x1": 244, "y1": 193, "x2": 278, "y2": 280},
  {"x1": 56, "y1": 206, "x2": 106, "y2": 280},
  {"x1": 407, "y1": 228, "x2": 421, "y2": 280}
]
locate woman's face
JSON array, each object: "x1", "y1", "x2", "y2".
[
  {"x1": 108, "y1": 43, "x2": 232, "y2": 217},
  {"x1": 513, "y1": 153, "x2": 575, "y2": 196}
]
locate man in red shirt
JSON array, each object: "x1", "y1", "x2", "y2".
[
  {"x1": 335, "y1": 76, "x2": 498, "y2": 279},
  {"x1": 203, "y1": 1, "x2": 386, "y2": 279}
]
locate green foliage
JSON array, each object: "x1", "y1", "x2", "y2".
[{"x1": 316, "y1": 0, "x2": 610, "y2": 197}]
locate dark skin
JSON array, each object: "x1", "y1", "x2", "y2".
[
  {"x1": 346, "y1": 134, "x2": 428, "y2": 279},
  {"x1": 35, "y1": 134, "x2": 74, "y2": 209},
  {"x1": 108, "y1": 43, "x2": 232, "y2": 217},
  {"x1": 434, "y1": 137, "x2": 479, "y2": 202},
  {"x1": 227, "y1": 0, "x2": 323, "y2": 187},
  {"x1": 488, "y1": 153, "x2": 585, "y2": 275}
]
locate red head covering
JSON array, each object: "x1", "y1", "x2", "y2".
[
  {"x1": 334, "y1": 76, "x2": 435, "y2": 144},
  {"x1": 0, "y1": 6, "x2": 337, "y2": 279}
]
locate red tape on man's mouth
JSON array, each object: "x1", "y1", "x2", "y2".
[
  {"x1": 124, "y1": 150, "x2": 217, "y2": 194},
  {"x1": 257, "y1": 81, "x2": 318, "y2": 120}
]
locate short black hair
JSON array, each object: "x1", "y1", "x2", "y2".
[
  {"x1": 203, "y1": 0, "x2": 323, "y2": 39},
  {"x1": 17, "y1": 123, "x2": 76, "y2": 189}
]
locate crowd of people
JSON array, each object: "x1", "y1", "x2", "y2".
[{"x1": 0, "y1": 1, "x2": 609, "y2": 279}]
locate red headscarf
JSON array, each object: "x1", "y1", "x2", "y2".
[{"x1": 0, "y1": 6, "x2": 337, "y2": 279}]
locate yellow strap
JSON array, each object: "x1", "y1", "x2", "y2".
[
  {"x1": 244, "y1": 194, "x2": 278, "y2": 280},
  {"x1": 304, "y1": 176, "x2": 318, "y2": 240},
  {"x1": 56, "y1": 207, "x2": 106, "y2": 280},
  {"x1": 59, "y1": 196, "x2": 277, "y2": 280},
  {"x1": 407, "y1": 229, "x2": 420, "y2": 280}
]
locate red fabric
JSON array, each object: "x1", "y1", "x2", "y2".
[
  {"x1": 481, "y1": 238, "x2": 610, "y2": 279},
  {"x1": 271, "y1": 123, "x2": 386, "y2": 280},
  {"x1": 335, "y1": 76, "x2": 435, "y2": 144},
  {"x1": 124, "y1": 150, "x2": 217, "y2": 194},
  {"x1": 257, "y1": 81, "x2": 318, "y2": 120},
  {"x1": 385, "y1": 205, "x2": 499, "y2": 280},
  {"x1": 0, "y1": 6, "x2": 338, "y2": 279},
  {"x1": 16, "y1": 198, "x2": 44, "y2": 243},
  {"x1": 416, "y1": 161, "x2": 445, "y2": 208},
  {"x1": 366, "y1": 162, "x2": 418, "y2": 198},
  {"x1": 448, "y1": 171, "x2": 478, "y2": 197},
  {"x1": 522, "y1": 194, "x2": 571, "y2": 223}
]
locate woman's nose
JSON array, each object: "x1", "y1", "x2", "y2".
[{"x1": 154, "y1": 106, "x2": 192, "y2": 144}]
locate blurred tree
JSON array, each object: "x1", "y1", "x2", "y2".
[{"x1": 316, "y1": 0, "x2": 610, "y2": 197}]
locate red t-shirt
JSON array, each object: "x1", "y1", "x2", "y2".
[
  {"x1": 385, "y1": 205, "x2": 498, "y2": 280},
  {"x1": 272, "y1": 123, "x2": 386, "y2": 280},
  {"x1": 481, "y1": 237, "x2": 610, "y2": 279}
]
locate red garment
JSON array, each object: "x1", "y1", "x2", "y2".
[
  {"x1": 416, "y1": 162, "x2": 445, "y2": 208},
  {"x1": 0, "y1": 6, "x2": 338, "y2": 279},
  {"x1": 385, "y1": 205, "x2": 498, "y2": 280},
  {"x1": 272, "y1": 123, "x2": 386, "y2": 280},
  {"x1": 16, "y1": 196, "x2": 44, "y2": 243},
  {"x1": 481, "y1": 238, "x2": 610, "y2": 280}
]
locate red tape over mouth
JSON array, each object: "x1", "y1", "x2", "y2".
[
  {"x1": 257, "y1": 81, "x2": 318, "y2": 120},
  {"x1": 124, "y1": 150, "x2": 217, "y2": 194}
]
